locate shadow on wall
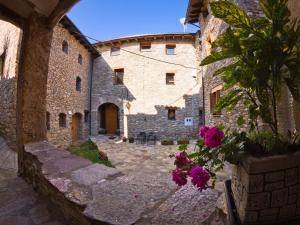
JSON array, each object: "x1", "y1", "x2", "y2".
[{"x1": 126, "y1": 93, "x2": 202, "y2": 140}]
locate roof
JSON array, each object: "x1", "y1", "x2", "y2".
[
  {"x1": 94, "y1": 33, "x2": 196, "y2": 47},
  {"x1": 59, "y1": 16, "x2": 100, "y2": 57},
  {"x1": 185, "y1": 0, "x2": 205, "y2": 24}
]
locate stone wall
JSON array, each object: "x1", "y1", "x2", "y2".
[
  {"x1": 0, "y1": 20, "x2": 22, "y2": 150},
  {"x1": 46, "y1": 25, "x2": 92, "y2": 148},
  {"x1": 232, "y1": 154, "x2": 300, "y2": 224},
  {"x1": 91, "y1": 37, "x2": 202, "y2": 139},
  {"x1": 198, "y1": 0, "x2": 264, "y2": 131}
]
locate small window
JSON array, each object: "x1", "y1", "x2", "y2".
[
  {"x1": 166, "y1": 44, "x2": 176, "y2": 55},
  {"x1": 59, "y1": 113, "x2": 67, "y2": 128},
  {"x1": 84, "y1": 110, "x2": 89, "y2": 123},
  {"x1": 78, "y1": 54, "x2": 82, "y2": 64},
  {"x1": 111, "y1": 47, "x2": 120, "y2": 56},
  {"x1": 76, "y1": 77, "x2": 81, "y2": 91},
  {"x1": 140, "y1": 42, "x2": 151, "y2": 52},
  {"x1": 166, "y1": 73, "x2": 175, "y2": 85},
  {"x1": 62, "y1": 40, "x2": 68, "y2": 54},
  {"x1": 46, "y1": 112, "x2": 51, "y2": 130},
  {"x1": 168, "y1": 109, "x2": 176, "y2": 120},
  {"x1": 114, "y1": 68, "x2": 124, "y2": 85},
  {"x1": 210, "y1": 89, "x2": 221, "y2": 115},
  {"x1": 0, "y1": 51, "x2": 5, "y2": 77}
]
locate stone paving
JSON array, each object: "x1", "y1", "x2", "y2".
[{"x1": 0, "y1": 169, "x2": 72, "y2": 225}]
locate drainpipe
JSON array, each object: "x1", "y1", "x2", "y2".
[{"x1": 202, "y1": 73, "x2": 206, "y2": 125}]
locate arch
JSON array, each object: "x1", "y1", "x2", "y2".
[
  {"x1": 71, "y1": 112, "x2": 83, "y2": 142},
  {"x1": 98, "y1": 103, "x2": 120, "y2": 135},
  {"x1": 62, "y1": 40, "x2": 68, "y2": 54},
  {"x1": 76, "y1": 76, "x2": 81, "y2": 91},
  {"x1": 59, "y1": 113, "x2": 67, "y2": 128}
]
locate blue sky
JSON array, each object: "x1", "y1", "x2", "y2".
[{"x1": 67, "y1": 0, "x2": 198, "y2": 43}]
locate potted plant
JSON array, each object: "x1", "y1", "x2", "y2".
[
  {"x1": 171, "y1": 1, "x2": 300, "y2": 224},
  {"x1": 161, "y1": 138, "x2": 174, "y2": 145},
  {"x1": 128, "y1": 137, "x2": 134, "y2": 143},
  {"x1": 177, "y1": 137, "x2": 190, "y2": 145},
  {"x1": 122, "y1": 136, "x2": 127, "y2": 142}
]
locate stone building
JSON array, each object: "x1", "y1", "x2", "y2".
[
  {"x1": 0, "y1": 16, "x2": 99, "y2": 149},
  {"x1": 185, "y1": 0, "x2": 299, "y2": 133},
  {"x1": 0, "y1": 20, "x2": 22, "y2": 150},
  {"x1": 91, "y1": 34, "x2": 202, "y2": 140},
  {"x1": 46, "y1": 17, "x2": 99, "y2": 148}
]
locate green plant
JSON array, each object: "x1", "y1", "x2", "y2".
[
  {"x1": 67, "y1": 140, "x2": 114, "y2": 167},
  {"x1": 201, "y1": 0, "x2": 300, "y2": 137}
]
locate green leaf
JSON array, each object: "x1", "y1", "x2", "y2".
[
  {"x1": 200, "y1": 51, "x2": 237, "y2": 66},
  {"x1": 237, "y1": 115, "x2": 245, "y2": 127},
  {"x1": 210, "y1": 1, "x2": 250, "y2": 28}
]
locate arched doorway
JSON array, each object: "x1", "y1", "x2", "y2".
[
  {"x1": 71, "y1": 113, "x2": 82, "y2": 142},
  {"x1": 98, "y1": 103, "x2": 119, "y2": 135}
]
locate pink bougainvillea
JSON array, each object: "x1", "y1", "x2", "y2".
[
  {"x1": 172, "y1": 169, "x2": 187, "y2": 186},
  {"x1": 188, "y1": 165, "x2": 210, "y2": 191},
  {"x1": 175, "y1": 152, "x2": 192, "y2": 168},
  {"x1": 204, "y1": 127, "x2": 224, "y2": 149},
  {"x1": 199, "y1": 126, "x2": 210, "y2": 138}
]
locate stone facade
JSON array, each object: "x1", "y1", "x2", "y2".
[
  {"x1": 196, "y1": 0, "x2": 264, "y2": 130},
  {"x1": 232, "y1": 153, "x2": 300, "y2": 224},
  {"x1": 91, "y1": 34, "x2": 202, "y2": 140},
  {"x1": 0, "y1": 20, "x2": 22, "y2": 150},
  {"x1": 46, "y1": 23, "x2": 94, "y2": 148}
]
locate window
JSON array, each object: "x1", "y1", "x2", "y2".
[
  {"x1": 166, "y1": 73, "x2": 175, "y2": 85},
  {"x1": 113, "y1": 68, "x2": 124, "y2": 85},
  {"x1": 166, "y1": 44, "x2": 176, "y2": 55},
  {"x1": 46, "y1": 112, "x2": 51, "y2": 130},
  {"x1": 168, "y1": 108, "x2": 176, "y2": 120},
  {"x1": 84, "y1": 110, "x2": 89, "y2": 123},
  {"x1": 210, "y1": 86, "x2": 222, "y2": 115},
  {"x1": 59, "y1": 113, "x2": 67, "y2": 128},
  {"x1": 76, "y1": 77, "x2": 81, "y2": 91},
  {"x1": 0, "y1": 51, "x2": 5, "y2": 77},
  {"x1": 78, "y1": 54, "x2": 82, "y2": 64},
  {"x1": 62, "y1": 40, "x2": 68, "y2": 54},
  {"x1": 140, "y1": 42, "x2": 151, "y2": 52},
  {"x1": 111, "y1": 47, "x2": 120, "y2": 56}
]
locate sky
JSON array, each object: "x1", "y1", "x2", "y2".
[{"x1": 67, "y1": 0, "x2": 198, "y2": 43}]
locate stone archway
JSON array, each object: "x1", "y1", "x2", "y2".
[
  {"x1": 71, "y1": 112, "x2": 82, "y2": 142},
  {"x1": 98, "y1": 103, "x2": 120, "y2": 135}
]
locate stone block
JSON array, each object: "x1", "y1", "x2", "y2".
[
  {"x1": 286, "y1": 168, "x2": 298, "y2": 186},
  {"x1": 265, "y1": 181, "x2": 284, "y2": 191},
  {"x1": 259, "y1": 215, "x2": 277, "y2": 222},
  {"x1": 289, "y1": 194, "x2": 297, "y2": 204},
  {"x1": 290, "y1": 184, "x2": 300, "y2": 195},
  {"x1": 260, "y1": 208, "x2": 279, "y2": 216},
  {"x1": 246, "y1": 192, "x2": 270, "y2": 210},
  {"x1": 279, "y1": 204, "x2": 296, "y2": 219},
  {"x1": 271, "y1": 188, "x2": 288, "y2": 207},
  {"x1": 265, "y1": 171, "x2": 285, "y2": 183},
  {"x1": 240, "y1": 210, "x2": 258, "y2": 224}
]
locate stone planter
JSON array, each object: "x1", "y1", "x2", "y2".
[
  {"x1": 177, "y1": 140, "x2": 190, "y2": 145},
  {"x1": 231, "y1": 151, "x2": 300, "y2": 224},
  {"x1": 161, "y1": 140, "x2": 174, "y2": 145}
]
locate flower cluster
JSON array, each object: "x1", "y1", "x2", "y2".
[{"x1": 171, "y1": 126, "x2": 225, "y2": 191}]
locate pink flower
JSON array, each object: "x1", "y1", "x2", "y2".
[
  {"x1": 172, "y1": 169, "x2": 187, "y2": 186},
  {"x1": 204, "y1": 127, "x2": 224, "y2": 148},
  {"x1": 189, "y1": 165, "x2": 210, "y2": 191},
  {"x1": 199, "y1": 126, "x2": 210, "y2": 138},
  {"x1": 175, "y1": 152, "x2": 192, "y2": 168}
]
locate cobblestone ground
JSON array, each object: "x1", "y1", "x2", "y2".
[
  {"x1": 91, "y1": 136, "x2": 231, "y2": 225},
  {"x1": 0, "y1": 169, "x2": 72, "y2": 225},
  {"x1": 93, "y1": 136, "x2": 232, "y2": 192}
]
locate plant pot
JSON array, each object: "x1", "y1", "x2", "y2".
[
  {"x1": 161, "y1": 140, "x2": 174, "y2": 145},
  {"x1": 128, "y1": 138, "x2": 134, "y2": 143},
  {"x1": 177, "y1": 140, "x2": 190, "y2": 145},
  {"x1": 230, "y1": 151, "x2": 300, "y2": 225},
  {"x1": 122, "y1": 137, "x2": 127, "y2": 142}
]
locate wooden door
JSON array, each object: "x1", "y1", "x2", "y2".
[
  {"x1": 105, "y1": 104, "x2": 118, "y2": 134},
  {"x1": 72, "y1": 114, "x2": 79, "y2": 142}
]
